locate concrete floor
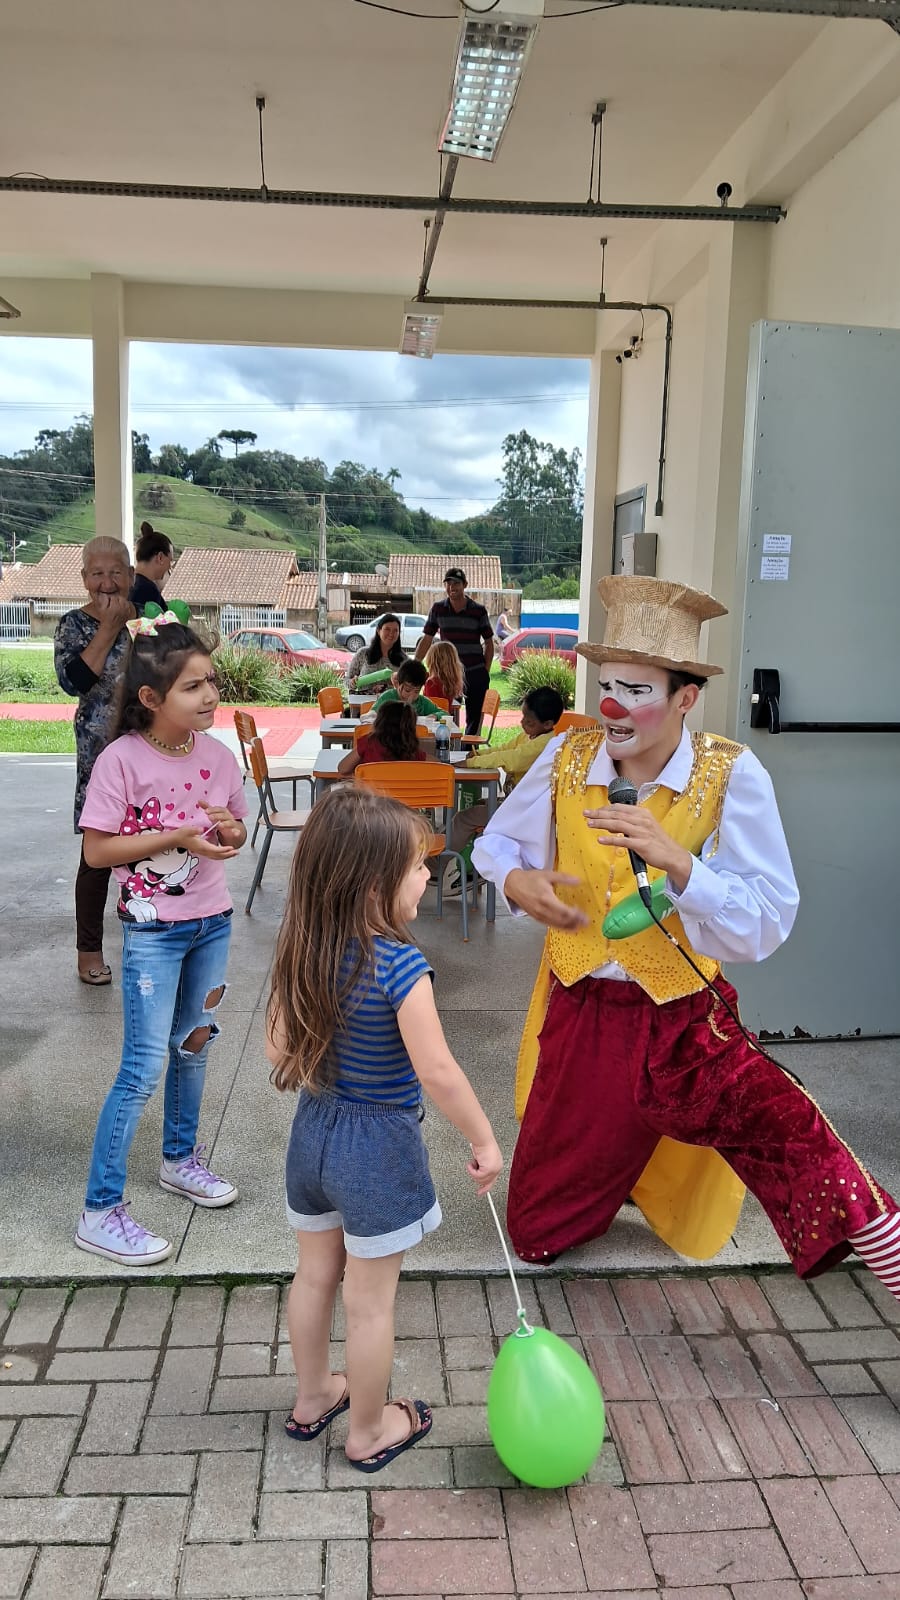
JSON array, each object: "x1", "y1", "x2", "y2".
[{"x1": 3, "y1": 751, "x2": 900, "y2": 1284}]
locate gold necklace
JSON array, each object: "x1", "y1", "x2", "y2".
[{"x1": 145, "y1": 729, "x2": 194, "y2": 755}]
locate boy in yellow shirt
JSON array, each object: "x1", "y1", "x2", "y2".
[{"x1": 446, "y1": 686, "x2": 563, "y2": 892}]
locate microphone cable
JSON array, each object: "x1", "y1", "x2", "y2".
[{"x1": 643, "y1": 899, "x2": 804, "y2": 1085}]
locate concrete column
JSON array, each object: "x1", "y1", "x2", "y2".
[
  {"x1": 90, "y1": 274, "x2": 132, "y2": 554},
  {"x1": 690, "y1": 228, "x2": 768, "y2": 732},
  {"x1": 576, "y1": 347, "x2": 621, "y2": 711}
]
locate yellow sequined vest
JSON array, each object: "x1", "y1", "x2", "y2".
[{"x1": 546, "y1": 728, "x2": 744, "y2": 1002}]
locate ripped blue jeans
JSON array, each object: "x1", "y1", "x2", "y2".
[{"x1": 84, "y1": 914, "x2": 232, "y2": 1210}]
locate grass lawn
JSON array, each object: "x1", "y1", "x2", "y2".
[
  {"x1": 0, "y1": 647, "x2": 66, "y2": 702},
  {"x1": 490, "y1": 661, "x2": 517, "y2": 707},
  {"x1": 0, "y1": 719, "x2": 75, "y2": 753}
]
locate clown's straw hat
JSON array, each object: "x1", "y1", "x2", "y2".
[{"x1": 576, "y1": 576, "x2": 727, "y2": 678}]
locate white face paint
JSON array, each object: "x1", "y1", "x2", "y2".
[{"x1": 597, "y1": 666, "x2": 672, "y2": 755}]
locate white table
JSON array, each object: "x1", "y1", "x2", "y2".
[
  {"x1": 310, "y1": 749, "x2": 500, "y2": 922},
  {"x1": 320, "y1": 717, "x2": 464, "y2": 751}
]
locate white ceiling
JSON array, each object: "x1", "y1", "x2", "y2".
[{"x1": 1, "y1": 0, "x2": 823, "y2": 299}]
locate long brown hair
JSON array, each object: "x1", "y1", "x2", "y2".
[
  {"x1": 371, "y1": 700, "x2": 418, "y2": 760},
  {"x1": 267, "y1": 786, "x2": 431, "y2": 1094}
]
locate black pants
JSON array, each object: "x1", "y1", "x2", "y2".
[
  {"x1": 462, "y1": 663, "x2": 490, "y2": 737},
  {"x1": 75, "y1": 842, "x2": 112, "y2": 954}
]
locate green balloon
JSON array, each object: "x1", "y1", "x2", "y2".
[
  {"x1": 487, "y1": 1325, "x2": 605, "y2": 1487},
  {"x1": 602, "y1": 878, "x2": 673, "y2": 940}
]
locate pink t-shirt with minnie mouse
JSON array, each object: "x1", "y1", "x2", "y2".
[{"x1": 79, "y1": 730, "x2": 248, "y2": 923}]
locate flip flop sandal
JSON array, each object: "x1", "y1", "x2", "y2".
[
  {"x1": 78, "y1": 964, "x2": 112, "y2": 986},
  {"x1": 346, "y1": 1398, "x2": 432, "y2": 1474},
  {"x1": 283, "y1": 1378, "x2": 350, "y2": 1442}
]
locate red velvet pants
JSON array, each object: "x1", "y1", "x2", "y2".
[{"x1": 508, "y1": 975, "x2": 893, "y2": 1276}]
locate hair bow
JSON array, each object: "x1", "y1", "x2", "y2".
[{"x1": 126, "y1": 599, "x2": 190, "y2": 639}]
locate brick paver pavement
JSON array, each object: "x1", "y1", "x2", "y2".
[{"x1": 3, "y1": 1268, "x2": 900, "y2": 1598}]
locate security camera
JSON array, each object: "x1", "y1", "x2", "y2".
[
  {"x1": 616, "y1": 334, "x2": 642, "y2": 364},
  {"x1": 716, "y1": 181, "x2": 733, "y2": 207}
]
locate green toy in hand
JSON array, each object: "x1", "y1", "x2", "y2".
[
  {"x1": 355, "y1": 666, "x2": 394, "y2": 690},
  {"x1": 602, "y1": 877, "x2": 674, "y2": 940}
]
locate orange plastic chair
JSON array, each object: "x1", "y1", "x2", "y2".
[
  {"x1": 357, "y1": 699, "x2": 376, "y2": 717},
  {"x1": 461, "y1": 687, "x2": 501, "y2": 748},
  {"x1": 233, "y1": 710, "x2": 312, "y2": 847},
  {"x1": 430, "y1": 697, "x2": 450, "y2": 712},
  {"x1": 555, "y1": 711, "x2": 600, "y2": 733},
  {"x1": 245, "y1": 739, "x2": 306, "y2": 912},
  {"x1": 317, "y1": 685, "x2": 345, "y2": 718},
  {"x1": 354, "y1": 762, "x2": 470, "y2": 939}
]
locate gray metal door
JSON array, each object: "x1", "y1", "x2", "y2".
[{"x1": 727, "y1": 321, "x2": 900, "y2": 1037}]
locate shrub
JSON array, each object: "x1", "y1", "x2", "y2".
[
  {"x1": 227, "y1": 507, "x2": 246, "y2": 529},
  {"x1": 281, "y1": 661, "x2": 345, "y2": 704},
  {"x1": 0, "y1": 653, "x2": 60, "y2": 697},
  {"x1": 507, "y1": 650, "x2": 575, "y2": 709},
  {"x1": 139, "y1": 480, "x2": 177, "y2": 513},
  {"x1": 213, "y1": 642, "x2": 281, "y2": 704}
]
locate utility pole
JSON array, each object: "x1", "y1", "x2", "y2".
[{"x1": 316, "y1": 493, "x2": 328, "y2": 641}]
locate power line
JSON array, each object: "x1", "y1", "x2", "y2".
[{"x1": 0, "y1": 391, "x2": 587, "y2": 415}]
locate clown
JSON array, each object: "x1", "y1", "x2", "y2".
[{"x1": 472, "y1": 575, "x2": 900, "y2": 1308}]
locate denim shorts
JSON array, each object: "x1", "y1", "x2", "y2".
[{"x1": 285, "y1": 1093, "x2": 441, "y2": 1258}]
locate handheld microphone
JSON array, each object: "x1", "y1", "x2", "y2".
[{"x1": 606, "y1": 775, "x2": 653, "y2": 908}]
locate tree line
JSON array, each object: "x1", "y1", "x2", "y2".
[{"x1": 0, "y1": 417, "x2": 583, "y2": 590}]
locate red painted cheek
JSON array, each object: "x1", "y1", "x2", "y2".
[
  {"x1": 600, "y1": 697, "x2": 628, "y2": 719},
  {"x1": 630, "y1": 700, "x2": 669, "y2": 729}
]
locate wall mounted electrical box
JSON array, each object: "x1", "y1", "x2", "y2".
[{"x1": 619, "y1": 531, "x2": 658, "y2": 576}]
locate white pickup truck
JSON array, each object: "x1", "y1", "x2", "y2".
[{"x1": 333, "y1": 612, "x2": 428, "y2": 653}]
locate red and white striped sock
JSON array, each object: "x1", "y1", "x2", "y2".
[{"x1": 848, "y1": 1211, "x2": 900, "y2": 1301}]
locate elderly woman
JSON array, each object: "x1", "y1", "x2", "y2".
[
  {"x1": 54, "y1": 536, "x2": 135, "y2": 985},
  {"x1": 345, "y1": 612, "x2": 406, "y2": 692}
]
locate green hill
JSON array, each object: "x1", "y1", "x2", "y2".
[
  {"x1": 37, "y1": 475, "x2": 300, "y2": 556},
  {"x1": 33, "y1": 476, "x2": 472, "y2": 569}
]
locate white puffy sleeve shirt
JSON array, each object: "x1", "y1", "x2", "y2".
[{"x1": 471, "y1": 725, "x2": 799, "y2": 973}]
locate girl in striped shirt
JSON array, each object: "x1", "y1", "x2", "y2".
[{"x1": 266, "y1": 786, "x2": 502, "y2": 1474}]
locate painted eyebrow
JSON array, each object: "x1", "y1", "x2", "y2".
[{"x1": 598, "y1": 677, "x2": 654, "y2": 691}]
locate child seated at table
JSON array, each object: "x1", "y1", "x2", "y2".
[
  {"x1": 338, "y1": 701, "x2": 428, "y2": 777},
  {"x1": 423, "y1": 641, "x2": 464, "y2": 722},
  {"x1": 445, "y1": 686, "x2": 564, "y2": 895},
  {"x1": 371, "y1": 659, "x2": 449, "y2": 721}
]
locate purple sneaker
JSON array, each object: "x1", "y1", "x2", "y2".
[
  {"x1": 159, "y1": 1145, "x2": 238, "y2": 1208},
  {"x1": 75, "y1": 1203, "x2": 172, "y2": 1266}
]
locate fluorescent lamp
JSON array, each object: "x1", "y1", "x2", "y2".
[
  {"x1": 438, "y1": 1, "x2": 543, "y2": 162},
  {"x1": 400, "y1": 301, "x2": 444, "y2": 359}
]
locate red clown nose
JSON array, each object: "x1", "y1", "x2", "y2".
[{"x1": 600, "y1": 696, "x2": 628, "y2": 720}]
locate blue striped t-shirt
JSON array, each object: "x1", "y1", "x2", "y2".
[{"x1": 331, "y1": 937, "x2": 432, "y2": 1108}]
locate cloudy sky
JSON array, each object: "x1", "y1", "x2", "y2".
[{"x1": 0, "y1": 339, "x2": 590, "y2": 519}]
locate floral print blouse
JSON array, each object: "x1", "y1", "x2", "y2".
[{"x1": 54, "y1": 608, "x2": 132, "y2": 829}]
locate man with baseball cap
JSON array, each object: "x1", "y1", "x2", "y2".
[{"x1": 415, "y1": 569, "x2": 494, "y2": 736}]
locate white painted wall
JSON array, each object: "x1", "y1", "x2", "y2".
[
  {"x1": 613, "y1": 279, "x2": 709, "y2": 588},
  {"x1": 767, "y1": 95, "x2": 900, "y2": 328}
]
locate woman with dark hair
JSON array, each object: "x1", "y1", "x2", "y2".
[{"x1": 345, "y1": 614, "x2": 406, "y2": 692}]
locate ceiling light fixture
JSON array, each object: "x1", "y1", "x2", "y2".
[
  {"x1": 438, "y1": 0, "x2": 544, "y2": 163},
  {"x1": 399, "y1": 300, "x2": 444, "y2": 358}
]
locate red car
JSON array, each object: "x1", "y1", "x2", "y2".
[
  {"x1": 227, "y1": 627, "x2": 351, "y2": 671},
  {"x1": 499, "y1": 627, "x2": 579, "y2": 671}
]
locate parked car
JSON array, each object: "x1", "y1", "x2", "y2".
[
  {"x1": 227, "y1": 627, "x2": 351, "y2": 671},
  {"x1": 498, "y1": 627, "x2": 579, "y2": 671},
  {"x1": 333, "y1": 612, "x2": 428, "y2": 653}
]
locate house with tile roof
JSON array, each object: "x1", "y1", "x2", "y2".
[{"x1": 0, "y1": 545, "x2": 520, "y2": 640}]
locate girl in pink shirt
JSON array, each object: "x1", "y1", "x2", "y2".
[{"x1": 75, "y1": 618, "x2": 248, "y2": 1266}]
